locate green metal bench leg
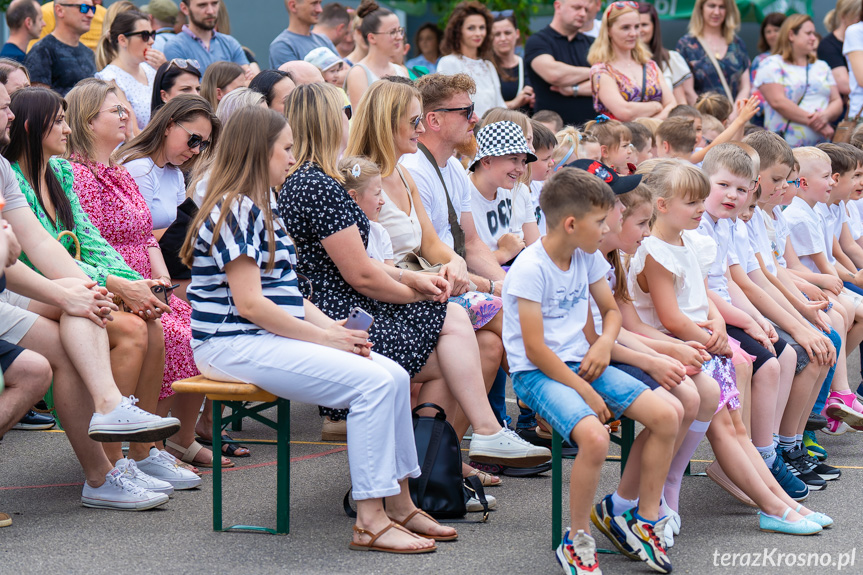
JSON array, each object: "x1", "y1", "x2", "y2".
[
  {"x1": 552, "y1": 429, "x2": 563, "y2": 549},
  {"x1": 619, "y1": 418, "x2": 635, "y2": 475},
  {"x1": 276, "y1": 398, "x2": 290, "y2": 535},
  {"x1": 231, "y1": 403, "x2": 243, "y2": 432},
  {"x1": 213, "y1": 399, "x2": 224, "y2": 532}
]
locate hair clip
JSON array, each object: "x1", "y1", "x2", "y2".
[
  {"x1": 595, "y1": 114, "x2": 610, "y2": 124},
  {"x1": 351, "y1": 163, "x2": 361, "y2": 178}
]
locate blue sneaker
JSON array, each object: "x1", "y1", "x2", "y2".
[
  {"x1": 12, "y1": 410, "x2": 55, "y2": 430},
  {"x1": 759, "y1": 508, "x2": 821, "y2": 535},
  {"x1": 803, "y1": 430, "x2": 827, "y2": 461},
  {"x1": 610, "y1": 508, "x2": 673, "y2": 573},
  {"x1": 781, "y1": 446, "x2": 826, "y2": 491},
  {"x1": 556, "y1": 528, "x2": 602, "y2": 574},
  {"x1": 769, "y1": 453, "x2": 809, "y2": 501},
  {"x1": 590, "y1": 494, "x2": 639, "y2": 560}
]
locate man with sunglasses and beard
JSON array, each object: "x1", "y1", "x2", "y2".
[
  {"x1": 163, "y1": 0, "x2": 249, "y2": 74},
  {"x1": 25, "y1": 0, "x2": 97, "y2": 96}
]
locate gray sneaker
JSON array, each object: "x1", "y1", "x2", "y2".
[
  {"x1": 468, "y1": 428, "x2": 551, "y2": 468},
  {"x1": 81, "y1": 467, "x2": 169, "y2": 510}
]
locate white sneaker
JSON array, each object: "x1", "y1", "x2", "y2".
[
  {"x1": 135, "y1": 448, "x2": 202, "y2": 490},
  {"x1": 115, "y1": 457, "x2": 174, "y2": 496},
  {"x1": 468, "y1": 428, "x2": 551, "y2": 468},
  {"x1": 81, "y1": 467, "x2": 169, "y2": 510},
  {"x1": 88, "y1": 396, "x2": 180, "y2": 443},
  {"x1": 466, "y1": 493, "x2": 497, "y2": 512}
]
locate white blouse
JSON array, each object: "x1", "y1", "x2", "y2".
[{"x1": 437, "y1": 54, "x2": 505, "y2": 118}]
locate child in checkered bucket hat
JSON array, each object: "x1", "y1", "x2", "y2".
[{"x1": 469, "y1": 121, "x2": 538, "y2": 172}]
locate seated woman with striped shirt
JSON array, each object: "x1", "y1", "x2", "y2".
[{"x1": 182, "y1": 105, "x2": 455, "y2": 554}]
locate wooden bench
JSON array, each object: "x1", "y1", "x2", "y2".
[{"x1": 172, "y1": 376, "x2": 291, "y2": 535}]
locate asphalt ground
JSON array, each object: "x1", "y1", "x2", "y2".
[{"x1": 1, "y1": 356, "x2": 862, "y2": 575}]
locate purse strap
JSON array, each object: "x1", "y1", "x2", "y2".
[
  {"x1": 779, "y1": 63, "x2": 809, "y2": 138},
  {"x1": 640, "y1": 63, "x2": 647, "y2": 102},
  {"x1": 417, "y1": 142, "x2": 466, "y2": 258},
  {"x1": 696, "y1": 36, "x2": 734, "y2": 101}
]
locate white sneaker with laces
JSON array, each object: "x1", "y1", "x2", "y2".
[
  {"x1": 115, "y1": 457, "x2": 174, "y2": 496},
  {"x1": 468, "y1": 428, "x2": 551, "y2": 468},
  {"x1": 465, "y1": 493, "x2": 497, "y2": 512},
  {"x1": 88, "y1": 396, "x2": 180, "y2": 443},
  {"x1": 135, "y1": 448, "x2": 202, "y2": 490},
  {"x1": 81, "y1": 467, "x2": 169, "y2": 510}
]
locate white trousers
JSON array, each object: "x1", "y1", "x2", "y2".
[{"x1": 193, "y1": 333, "x2": 419, "y2": 500}]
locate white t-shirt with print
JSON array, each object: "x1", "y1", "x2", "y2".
[
  {"x1": 503, "y1": 241, "x2": 610, "y2": 373},
  {"x1": 400, "y1": 151, "x2": 470, "y2": 250},
  {"x1": 469, "y1": 180, "x2": 532, "y2": 253}
]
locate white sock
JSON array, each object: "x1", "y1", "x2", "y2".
[
  {"x1": 756, "y1": 444, "x2": 776, "y2": 467},
  {"x1": 611, "y1": 491, "x2": 638, "y2": 514}
]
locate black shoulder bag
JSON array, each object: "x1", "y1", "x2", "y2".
[
  {"x1": 417, "y1": 142, "x2": 466, "y2": 259},
  {"x1": 778, "y1": 63, "x2": 808, "y2": 141}
]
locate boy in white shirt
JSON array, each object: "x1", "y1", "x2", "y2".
[
  {"x1": 527, "y1": 119, "x2": 557, "y2": 239},
  {"x1": 504, "y1": 168, "x2": 677, "y2": 575}
]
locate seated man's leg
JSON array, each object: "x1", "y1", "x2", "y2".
[{"x1": 0, "y1": 345, "x2": 52, "y2": 436}]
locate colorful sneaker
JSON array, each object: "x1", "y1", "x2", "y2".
[
  {"x1": 590, "y1": 494, "x2": 639, "y2": 560},
  {"x1": 781, "y1": 446, "x2": 826, "y2": 491},
  {"x1": 115, "y1": 457, "x2": 174, "y2": 496},
  {"x1": 610, "y1": 508, "x2": 672, "y2": 574},
  {"x1": 803, "y1": 430, "x2": 827, "y2": 461},
  {"x1": 769, "y1": 455, "x2": 809, "y2": 501},
  {"x1": 135, "y1": 448, "x2": 202, "y2": 490},
  {"x1": 81, "y1": 467, "x2": 169, "y2": 510},
  {"x1": 799, "y1": 449, "x2": 841, "y2": 481},
  {"x1": 824, "y1": 391, "x2": 863, "y2": 430},
  {"x1": 821, "y1": 417, "x2": 848, "y2": 435},
  {"x1": 88, "y1": 396, "x2": 181, "y2": 443},
  {"x1": 468, "y1": 427, "x2": 551, "y2": 468},
  {"x1": 556, "y1": 528, "x2": 602, "y2": 575}
]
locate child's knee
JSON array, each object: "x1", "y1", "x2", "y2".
[
  {"x1": 694, "y1": 373, "x2": 721, "y2": 413},
  {"x1": 571, "y1": 417, "x2": 609, "y2": 463},
  {"x1": 755, "y1": 357, "x2": 780, "y2": 388},
  {"x1": 676, "y1": 379, "x2": 700, "y2": 419}
]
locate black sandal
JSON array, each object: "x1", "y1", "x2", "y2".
[{"x1": 197, "y1": 433, "x2": 251, "y2": 457}]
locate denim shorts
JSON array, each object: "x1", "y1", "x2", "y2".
[{"x1": 511, "y1": 363, "x2": 648, "y2": 439}]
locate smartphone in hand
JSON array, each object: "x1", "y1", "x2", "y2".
[{"x1": 344, "y1": 307, "x2": 373, "y2": 331}]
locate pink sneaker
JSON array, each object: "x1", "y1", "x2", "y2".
[
  {"x1": 821, "y1": 417, "x2": 848, "y2": 435},
  {"x1": 824, "y1": 391, "x2": 863, "y2": 430}
]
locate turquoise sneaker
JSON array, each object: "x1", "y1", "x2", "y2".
[
  {"x1": 803, "y1": 430, "x2": 827, "y2": 461},
  {"x1": 758, "y1": 508, "x2": 822, "y2": 535},
  {"x1": 590, "y1": 494, "x2": 639, "y2": 560}
]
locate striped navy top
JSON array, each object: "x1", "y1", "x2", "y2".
[{"x1": 187, "y1": 194, "x2": 305, "y2": 344}]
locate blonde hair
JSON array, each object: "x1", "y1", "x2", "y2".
[
  {"x1": 776, "y1": 14, "x2": 817, "y2": 65},
  {"x1": 701, "y1": 114, "x2": 724, "y2": 137},
  {"x1": 702, "y1": 143, "x2": 755, "y2": 180},
  {"x1": 201, "y1": 61, "x2": 245, "y2": 110},
  {"x1": 583, "y1": 118, "x2": 631, "y2": 155},
  {"x1": 695, "y1": 91, "x2": 732, "y2": 123},
  {"x1": 65, "y1": 78, "x2": 118, "y2": 164},
  {"x1": 637, "y1": 159, "x2": 711, "y2": 206},
  {"x1": 793, "y1": 146, "x2": 832, "y2": 175},
  {"x1": 285, "y1": 82, "x2": 346, "y2": 182},
  {"x1": 688, "y1": 0, "x2": 740, "y2": 44},
  {"x1": 634, "y1": 116, "x2": 661, "y2": 135},
  {"x1": 552, "y1": 126, "x2": 581, "y2": 167},
  {"x1": 345, "y1": 80, "x2": 421, "y2": 178},
  {"x1": 824, "y1": 0, "x2": 862, "y2": 33},
  {"x1": 181, "y1": 107, "x2": 288, "y2": 273},
  {"x1": 338, "y1": 156, "x2": 381, "y2": 194},
  {"x1": 588, "y1": 3, "x2": 651, "y2": 66},
  {"x1": 607, "y1": 183, "x2": 655, "y2": 303}
]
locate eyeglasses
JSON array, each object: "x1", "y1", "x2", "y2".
[
  {"x1": 375, "y1": 27, "x2": 405, "y2": 38},
  {"x1": 59, "y1": 3, "x2": 97, "y2": 14},
  {"x1": 123, "y1": 30, "x2": 158, "y2": 42},
  {"x1": 175, "y1": 121, "x2": 210, "y2": 153},
  {"x1": 167, "y1": 58, "x2": 201, "y2": 72},
  {"x1": 491, "y1": 9, "x2": 514, "y2": 19},
  {"x1": 749, "y1": 176, "x2": 760, "y2": 191},
  {"x1": 787, "y1": 178, "x2": 801, "y2": 188},
  {"x1": 432, "y1": 103, "x2": 475, "y2": 120},
  {"x1": 343, "y1": 104, "x2": 352, "y2": 121},
  {"x1": 99, "y1": 104, "x2": 127, "y2": 119},
  {"x1": 408, "y1": 115, "x2": 422, "y2": 129}
]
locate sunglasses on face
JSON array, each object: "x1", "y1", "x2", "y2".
[
  {"x1": 432, "y1": 103, "x2": 475, "y2": 120},
  {"x1": 408, "y1": 115, "x2": 422, "y2": 129},
  {"x1": 124, "y1": 30, "x2": 158, "y2": 42},
  {"x1": 175, "y1": 121, "x2": 210, "y2": 153},
  {"x1": 343, "y1": 104, "x2": 352, "y2": 121},
  {"x1": 59, "y1": 3, "x2": 96, "y2": 14},
  {"x1": 787, "y1": 178, "x2": 801, "y2": 188}
]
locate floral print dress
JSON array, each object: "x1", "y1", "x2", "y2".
[
  {"x1": 676, "y1": 34, "x2": 751, "y2": 98},
  {"x1": 590, "y1": 60, "x2": 663, "y2": 118},
  {"x1": 70, "y1": 157, "x2": 199, "y2": 400}
]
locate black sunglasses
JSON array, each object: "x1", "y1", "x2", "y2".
[
  {"x1": 432, "y1": 103, "x2": 475, "y2": 120},
  {"x1": 176, "y1": 121, "x2": 210, "y2": 153},
  {"x1": 59, "y1": 3, "x2": 97, "y2": 14},
  {"x1": 124, "y1": 30, "x2": 158, "y2": 42},
  {"x1": 344, "y1": 104, "x2": 352, "y2": 121},
  {"x1": 491, "y1": 9, "x2": 514, "y2": 19}
]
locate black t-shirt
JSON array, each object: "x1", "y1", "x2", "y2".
[
  {"x1": 817, "y1": 33, "x2": 845, "y2": 70},
  {"x1": 24, "y1": 34, "x2": 96, "y2": 96},
  {"x1": 524, "y1": 26, "x2": 594, "y2": 127},
  {"x1": 498, "y1": 61, "x2": 532, "y2": 115}
]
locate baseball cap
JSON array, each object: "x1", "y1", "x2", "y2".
[
  {"x1": 141, "y1": 0, "x2": 180, "y2": 23},
  {"x1": 469, "y1": 120, "x2": 537, "y2": 172},
  {"x1": 568, "y1": 159, "x2": 642, "y2": 195},
  {"x1": 304, "y1": 47, "x2": 344, "y2": 73}
]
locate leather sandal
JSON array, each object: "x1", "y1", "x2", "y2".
[
  {"x1": 349, "y1": 521, "x2": 437, "y2": 553},
  {"x1": 166, "y1": 439, "x2": 234, "y2": 468},
  {"x1": 394, "y1": 509, "x2": 458, "y2": 541},
  {"x1": 465, "y1": 467, "x2": 501, "y2": 487}
]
